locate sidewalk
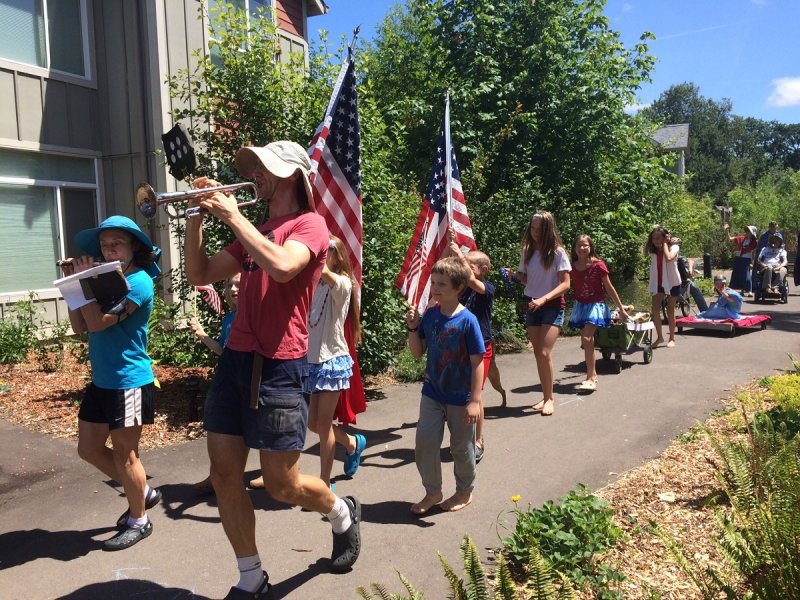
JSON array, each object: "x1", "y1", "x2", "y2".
[{"x1": 0, "y1": 296, "x2": 798, "y2": 599}]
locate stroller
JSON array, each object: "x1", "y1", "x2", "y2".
[{"x1": 753, "y1": 236, "x2": 789, "y2": 304}]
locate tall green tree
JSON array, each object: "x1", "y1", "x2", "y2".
[{"x1": 366, "y1": 0, "x2": 680, "y2": 275}]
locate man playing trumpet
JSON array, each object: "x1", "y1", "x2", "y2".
[{"x1": 184, "y1": 141, "x2": 362, "y2": 599}]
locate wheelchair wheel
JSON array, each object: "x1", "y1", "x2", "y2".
[{"x1": 679, "y1": 298, "x2": 690, "y2": 317}]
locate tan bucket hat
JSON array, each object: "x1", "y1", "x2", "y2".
[{"x1": 235, "y1": 141, "x2": 315, "y2": 211}]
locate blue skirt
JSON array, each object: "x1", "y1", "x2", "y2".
[
  {"x1": 306, "y1": 354, "x2": 354, "y2": 393},
  {"x1": 568, "y1": 301, "x2": 611, "y2": 329},
  {"x1": 730, "y1": 255, "x2": 752, "y2": 292}
]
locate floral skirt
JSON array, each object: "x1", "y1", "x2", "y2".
[
  {"x1": 306, "y1": 354, "x2": 354, "y2": 393},
  {"x1": 568, "y1": 301, "x2": 611, "y2": 329}
]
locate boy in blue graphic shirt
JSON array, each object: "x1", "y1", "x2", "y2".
[{"x1": 406, "y1": 257, "x2": 485, "y2": 515}]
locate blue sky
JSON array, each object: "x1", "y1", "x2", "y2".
[{"x1": 310, "y1": 0, "x2": 800, "y2": 124}]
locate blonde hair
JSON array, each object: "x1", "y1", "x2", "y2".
[
  {"x1": 466, "y1": 250, "x2": 490, "y2": 272},
  {"x1": 431, "y1": 256, "x2": 472, "y2": 289},
  {"x1": 521, "y1": 211, "x2": 563, "y2": 270},
  {"x1": 327, "y1": 235, "x2": 362, "y2": 345}
]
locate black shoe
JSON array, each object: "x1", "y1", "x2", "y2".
[
  {"x1": 116, "y1": 487, "x2": 162, "y2": 529},
  {"x1": 223, "y1": 572, "x2": 272, "y2": 599},
  {"x1": 103, "y1": 520, "x2": 152, "y2": 551},
  {"x1": 475, "y1": 443, "x2": 485, "y2": 464},
  {"x1": 330, "y1": 496, "x2": 361, "y2": 572}
]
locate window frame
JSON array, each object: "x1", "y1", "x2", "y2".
[
  {"x1": 0, "y1": 0, "x2": 92, "y2": 82},
  {"x1": 0, "y1": 154, "x2": 101, "y2": 300}
]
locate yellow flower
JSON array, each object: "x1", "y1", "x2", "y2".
[{"x1": 511, "y1": 494, "x2": 521, "y2": 503}]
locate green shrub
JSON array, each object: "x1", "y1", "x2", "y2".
[
  {"x1": 390, "y1": 346, "x2": 425, "y2": 383},
  {"x1": 501, "y1": 485, "x2": 625, "y2": 597},
  {"x1": 33, "y1": 320, "x2": 71, "y2": 373},
  {"x1": 147, "y1": 296, "x2": 211, "y2": 367},
  {"x1": 0, "y1": 295, "x2": 39, "y2": 364},
  {"x1": 765, "y1": 373, "x2": 800, "y2": 410}
]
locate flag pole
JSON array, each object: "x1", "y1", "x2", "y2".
[
  {"x1": 444, "y1": 90, "x2": 454, "y2": 227},
  {"x1": 348, "y1": 25, "x2": 361, "y2": 55}
]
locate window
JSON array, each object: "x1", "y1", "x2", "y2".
[
  {"x1": 0, "y1": 148, "x2": 98, "y2": 295},
  {"x1": 0, "y1": 0, "x2": 88, "y2": 77},
  {"x1": 207, "y1": 0, "x2": 274, "y2": 66}
]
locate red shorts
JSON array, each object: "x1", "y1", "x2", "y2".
[{"x1": 481, "y1": 342, "x2": 493, "y2": 389}]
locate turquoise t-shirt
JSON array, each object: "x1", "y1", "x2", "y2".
[
  {"x1": 418, "y1": 306, "x2": 485, "y2": 406},
  {"x1": 88, "y1": 269, "x2": 154, "y2": 390}
]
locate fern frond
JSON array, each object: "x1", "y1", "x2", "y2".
[
  {"x1": 555, "y1": 571, "x2": 580, "y2": 600},
  {"x1": 522, "y1": 541, "x2": 557, "y2": 600},
  {"x1": 460, "y1": 535, "x2": 490, "y2": 600},
  {"x1": 438, "y1": 549, "x2": 468, "y2": 600},
  {"x1": 492, "y1": 555, "x2": 520, "y2": 600},
  {"x1": 397, "y1": 570, "x2": 425, "y2": 600}
]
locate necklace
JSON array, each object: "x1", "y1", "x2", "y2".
[{"x1": 308, "y1": 286, "x2": 330, "y2": 329}]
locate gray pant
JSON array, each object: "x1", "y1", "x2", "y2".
[
  {"x1": 761, "y1": 266, "x2": 787, "y2": 290},
  {"x1": 415, "y1": 394, "x2": 476, "y2": 494}
]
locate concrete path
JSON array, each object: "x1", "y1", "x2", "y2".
[{"x1": 1, "y1": 294, "x2": 798, "y2": 599}]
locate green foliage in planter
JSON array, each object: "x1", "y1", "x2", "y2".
[
  {"x1": 147, "y1": 296, "x2": 211, "y2": 368},
  {"x1": 33, "y1": 320, "x2": 71, "y2": 373}
]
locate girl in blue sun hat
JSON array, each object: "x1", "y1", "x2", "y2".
[{"x1": 62, "y1": 215, "x2": 162, "y2": 552}]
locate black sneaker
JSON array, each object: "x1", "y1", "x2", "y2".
[
  {"x1": 223, "y1": 572, "x2": 272, "y2": 599},
  {"x1": 475, "y1": 443, "x2": 485, "y2": 464},
  {"x1": 116, "y1": 487, "x2": 162, "y2": 529},
  {"x1": 330, "y1": 496, "x2": 361, "y2": 572},
  {"x1": 103, "y1": 520, "x2": 153, "y2": 551}
]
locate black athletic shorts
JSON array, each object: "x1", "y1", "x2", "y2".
[{"x1": 78, "y1": 382, "x2": 156, "y2": 430}]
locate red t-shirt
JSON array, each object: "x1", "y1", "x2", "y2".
[
  {"x1": 571, "y1": 259, "x2": 608, "y2": 303},
  {"x1": 733, "y1": 235, "x2": 757, "y2": 257},
  {"x1": 224, "y1": 211, "x2": 328, "y2": 359}
]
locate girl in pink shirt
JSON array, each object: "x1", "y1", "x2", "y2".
[{"x1": 568, "y1": 235, "x2": 629, "y2": 392}]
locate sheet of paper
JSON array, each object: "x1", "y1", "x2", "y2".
[{"x1": 53, "y1": 261, "x2": 124, "y2": 310}]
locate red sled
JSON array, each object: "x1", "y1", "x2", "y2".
[{"x1": 675, "y1": 314, "x2": 771, "y2": 337}]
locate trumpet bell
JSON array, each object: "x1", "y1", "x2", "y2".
[{"x1": 136, "y1": 183, "x2": 158, "y2": 218}]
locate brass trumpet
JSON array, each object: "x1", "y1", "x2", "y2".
[{"x1": 135, "y1": 182, "x2": 259, "y2": 219}]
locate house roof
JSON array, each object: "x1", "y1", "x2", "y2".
[
  {"x1": 307, "y1": 0, "x2": 328, "y2": 17},
  {"x1": 651, "y1": 123, "x2": 690, "y2": 152}
]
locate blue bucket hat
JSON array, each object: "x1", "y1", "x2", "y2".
[{"x1": 75, "y1": 215, "x2": 162, "y2": 278}]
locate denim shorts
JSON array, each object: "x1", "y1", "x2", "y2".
[
  {"x1": 203, "y1": 349, "x2": 309, "y2": 452},
  {"x1": 525, "y1": 305, "x2": 565, "y2": 328},
  {"x1": 656, "y1": 285, "x2": 681, "y2": 297}
]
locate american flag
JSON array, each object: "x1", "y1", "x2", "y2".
[
  {"x1": 308, "y1": 47, "x2": 366, "y2": 420},
  {"x1": 308, "y1": 52, "x2": 362, "y2": 286},
  {"x1": 394, "y1": 103, "x2": 477, "y2": 312},
  {"x1": 195, "y1": 284, "x2": 223, "y2": 315}
]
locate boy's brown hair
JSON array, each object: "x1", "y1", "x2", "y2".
[
  {"x1": 465, "y1": 250, "x2": 490, "y2": 277},
  {"x1": 432, "y1": 256, "x2": 472, "y2": 290}
]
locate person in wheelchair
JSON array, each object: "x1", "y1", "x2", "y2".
[
  {"x1": 697, "y1": 275, "x2": 743, "y2": 320},
  {"x1": 756, "y1": 233, "x2": 788, "y2": 294}
]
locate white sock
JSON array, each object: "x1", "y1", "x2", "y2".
[
  {"x1": 144, "y1": 484, "x2": 152, "y2": 499},
  {"x1": 126, "y1": 514, "x2": 149, "y2": 529},
  {"x1": 326, "y1": 496, "x2": 352, "y2": 534},
  {"x1": 236, "y1": 555, "x2": 264, "y2": 592}
]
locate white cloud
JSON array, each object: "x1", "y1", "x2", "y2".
[
  {"x1": 657, "y1": 23, "x2": 728, "y2": 41},
  {"x1": 622, "y1": 3, "x2": 634, "y2": 13},
  {"x1": 767, "y1": 77, "x2": 800, "y2": 107},
  {"x1": 624, "y1": 102, "x2": 650, "y2": 115}
]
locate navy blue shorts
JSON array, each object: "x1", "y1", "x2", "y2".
[
  {"x1": 203, "y1": 349, "x2": 309, "y2": 452},
  {"x1": 525, "y1": 304, "x2": 565, "y2": 328},
  {"x1": 78, "y1": 383, "x2": 156, "y2": 430}
]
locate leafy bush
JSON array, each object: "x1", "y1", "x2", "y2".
[
  {"x1": 390, "y1": 347, "x2": 425, "y2": 383},
  {"x1": 33, "y1": 320, "x2": 71, "y2": 373},
  {"x1": 664, "y1": 407, "x2": 800, "y2": 599},
  {"x1": 765, "y1": 373, "x2": 800, "y2": 410},
  {"x1": 501, "y1": 485, "x2": 625, "y2": 597},
  {"x1": 147, "y1": 296, "x2": 211, "y2": 367},
  {"x1": 0, "y1": 295, "x2": 39, "y2": 364}
]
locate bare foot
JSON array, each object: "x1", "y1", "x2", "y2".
[
  {"x1": 411, "y1": 491, "x2": 443, "y2": 515},
  {"x1": 666, "y1": 340, "x2": 676, "y2": 348},
  {"x1": 532, "y1": 400, "x2": 545, "y2": 412},
  {"x1": 653, "y1": 338, "x2": 664, "y2": 348},
  {"x1": 541, "y1": 399, "x2": 554, "y2": 416},
  {"x1": 440, "y1": 490, "x2": 473, "y2": 512},
  {"x1": 248, "y1": 476, "x2": 265, "y2": 489}
]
